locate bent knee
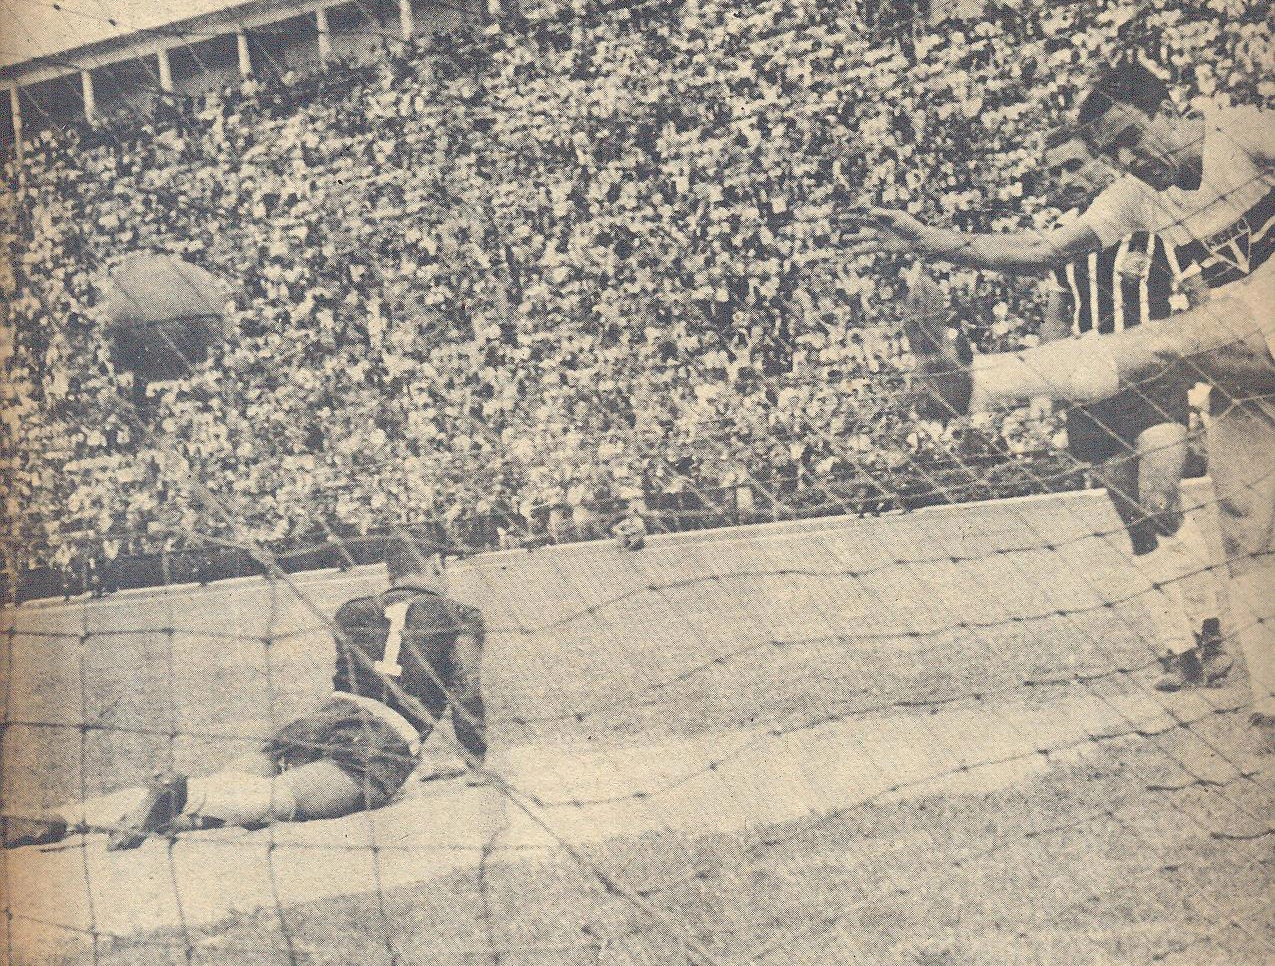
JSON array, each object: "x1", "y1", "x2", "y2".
[{"x1": 277, "y1": 760, "x2": 375, "y2": 820}]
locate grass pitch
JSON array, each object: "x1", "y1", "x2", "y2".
[{"x1": 4, "y1": 490, "x2": 1272, "y2": 965}]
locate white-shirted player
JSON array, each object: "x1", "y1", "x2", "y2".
[{"x1": 847, "y1": 60, "x2": 1275, "y2": 747}]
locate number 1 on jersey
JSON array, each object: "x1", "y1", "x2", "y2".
[{"x1": 374, "y1": 601, "x2": 409, "y2": 678}]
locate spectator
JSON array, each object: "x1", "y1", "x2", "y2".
[{"x1": 2, "y1": 0, "x2": 1270, "y2": 584}]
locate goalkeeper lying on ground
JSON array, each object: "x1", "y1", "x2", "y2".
[{"x1": 3, "y1": 539, "x2": 488, "y2": 851}]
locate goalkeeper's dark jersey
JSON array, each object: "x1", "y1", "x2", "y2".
[
  {"x1": 332, "y1": 585, "x2": 485, "y2": 737},
  {"x1": 1051, "y1": 231, "x2": 1175, "y2": 335}
]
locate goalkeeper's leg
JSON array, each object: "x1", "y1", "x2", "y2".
[
  {"x1": 6, "y1": 735, "x2": 409, "y2": 851},
  {"x1": 1, "y1": 755, "x2": 302, "y2": 851},
  {"x1": 178, "y1": 757, "x2": 370, "y2": 825}
]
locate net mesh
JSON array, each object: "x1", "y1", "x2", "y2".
[{"x1": 2, "y1": 0, "x2": 1274, "y2": 963}]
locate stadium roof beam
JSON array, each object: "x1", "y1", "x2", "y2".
[
  {"x1": 315, "y1": 7, "x2": 333, "y2": 63},
  {"x1": 236, "y1": 29, "x2": 252, "y2": 76},
  {"x1": 7, "y1": 85, "x2": 20, "y2": 158},
  {"x1": 0, "y1": 0, "x2": 367, "y2": 88},
  {"x1": 399, "y1": 0, "x2": 414, "y2": 42},
  {"x1": 156, "y1": 47, "x2": 174, "y2": 92},
  {"x1": 80, "y1": 69, "x2": 95, "y2": 121}
]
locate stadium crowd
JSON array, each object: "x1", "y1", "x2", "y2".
[{"x1": 1, "y1": 0, "x2": 1271, "y2": 594}]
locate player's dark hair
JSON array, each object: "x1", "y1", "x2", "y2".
[
  {"x1": 384, "y1": 535, "x2": 445, "y2": 582},
  {"x1": 1076, "y1": 61, "x2": 1170, "y2": 133}
]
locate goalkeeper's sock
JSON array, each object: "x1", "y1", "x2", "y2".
[
  {"x1": 1152, "y1": 517, "x2": 1230, "y2": 686},
  {"x1": 184, "y1": 772, "x2": 297, "y2": 827},
  {"x1": 1141, "y1": 520, "x2": 1234, "y2": 691}
]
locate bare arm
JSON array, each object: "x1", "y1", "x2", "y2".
[{"x1": 843, "y1": 208, "x2": 1103, "y2": 274}]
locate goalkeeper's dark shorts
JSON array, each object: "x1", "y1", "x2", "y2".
[
  {"x1": 1066, "y1": 363, "x2": 1191, "y2": 465},
  {"x1": 263, "y1": 698, "x2": 419, "y2": 807}
]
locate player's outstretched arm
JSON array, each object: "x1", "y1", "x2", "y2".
[{"x1": 841, "y1": 207, "x2": 1101, "y2": 274}]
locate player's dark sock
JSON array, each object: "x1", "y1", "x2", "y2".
[
  {"x1": 1197, "y1": 618, "x2": 1232, "y2": 684},
  {"x1": 1128, "y1": 521, "x2": 1159, "y2": 557},
  {"x1": 1198, "y1": 618, "x2": 1223, "y2": 653}
]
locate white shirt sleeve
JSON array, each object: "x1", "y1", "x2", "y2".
[{"x1": 1075, "y1": 177, "x2": 1150, "y2": 249}]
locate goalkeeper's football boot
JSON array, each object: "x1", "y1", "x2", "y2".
[
  {"x1": 2, "y1": 815, "x2": 69, "y2": 849},
  {"x1": 1154, "y1": 649, "x2": 1204, "y2": 693},
  {"x1": 1154, "y1": 618, "x2": 1233, "y2": 692},
  {"x1": 107, "y1": 770, "x2": 188, "y2": 851}
]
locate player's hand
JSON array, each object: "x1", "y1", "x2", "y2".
[{"x1": 838, "y1": 207, "x2": 933, "y2": 258}]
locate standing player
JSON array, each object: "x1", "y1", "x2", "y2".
[
  {"x1": 3, "y1": 539, "x2": 489, "y2": 850},
  {"x1": 1038, "y1": 132, "x2": 1224, "y2": 690},
  {"x1": 850, "y1": 60, "x2": 1275, "y2": 743}
]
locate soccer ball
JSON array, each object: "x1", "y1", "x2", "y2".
[{"x1": 99, "y1": 253, "x2": 234, "y2": 383}]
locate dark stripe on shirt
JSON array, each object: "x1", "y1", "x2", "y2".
[{"x1": 1052, "y1": 232, "x2": 1175, "y2": 335}]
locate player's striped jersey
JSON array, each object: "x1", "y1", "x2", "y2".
[
  {"x1": 1174, "y1": 184, "x2": 1275, "y2": 289},
  {"x1": 1079, "y1": 104, "x2": 1275, "y2": 289},
  {"x1": 1051, "y1": 232, "x2": 1175, "y2": 335},
  {"x1": 332, "y1": 585, "x2": 485, "y2": 737}
]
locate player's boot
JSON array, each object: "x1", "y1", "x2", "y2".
[
  {"x1": 1197, "y1": 617, "x2": 1233, "y2": 685},
  {"x1": 2, "y1": 815, "x2": 69, "y2": 850},
  {"x1": 107, "y1": 771, "x2": 188, "y2": 851},
  {"x1": 1153, "y1": 649, "x2": 1205, "y2": 692},
  {"x1": 902, "y1": 281, "x2": 973, "y2": 422}
]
